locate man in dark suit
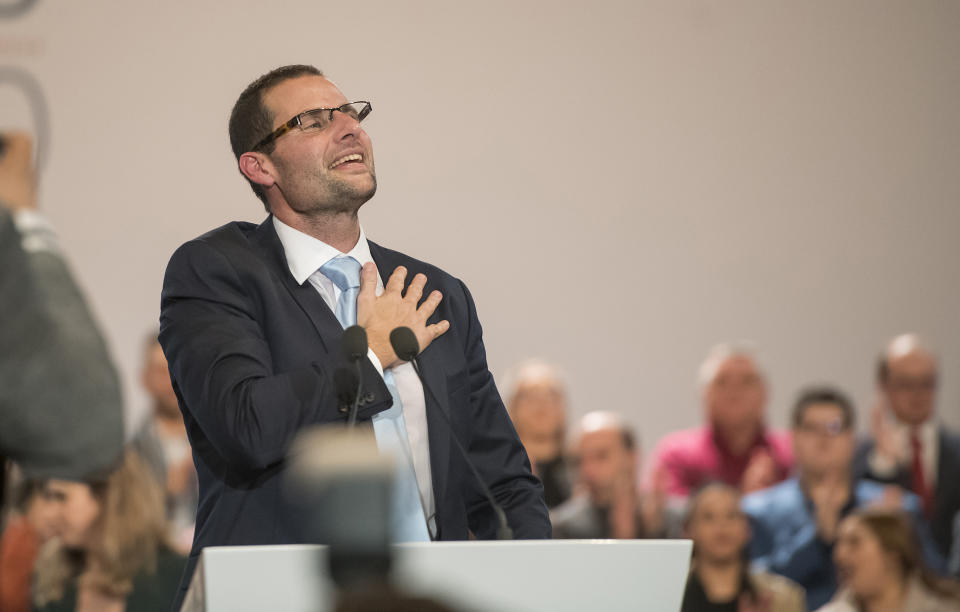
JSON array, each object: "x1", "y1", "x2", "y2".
[
  {"x1": 159, "y1": 65, "x2": 550, "y2": 606},
  {"x1": 855, "y1": 334, "x2": 960, "y2": 561}
]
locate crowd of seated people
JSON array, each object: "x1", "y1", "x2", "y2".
[
  {"x1": 512, "y1": 339, "x2": 960, "y2": 611},
  {"x1": 550, "y1": 411, "x2": 677, "y2": 539},
  {"x1": 0, "y1": 334, "x2": 197, "y2": 612},
  {"x1": 824, "y1": 509, "x2": 960, "y2": 611},
  {"x1": 1, "y1": 450, "x2": 186, "y2": 612},
  {"x1": 682, "y1": 483, "x2": 805, "y2": 612},
  {"x1": 32, "y1": 449, "x2": 185, "y2": 612},
  {"x1": 3, "y1": 134, "x2": 959, "y2": 610}
]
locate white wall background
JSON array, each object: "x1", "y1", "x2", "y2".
[{"x1": 2, "y1": 1, "x2": 958, "y2": 454}]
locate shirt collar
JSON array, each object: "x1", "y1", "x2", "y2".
[
  {"x1": 272, "y1": 216, "x2": 374, "y2": 284},
  {"x1": 891, "y1": 417, "x2": 938, "y2": 446}
]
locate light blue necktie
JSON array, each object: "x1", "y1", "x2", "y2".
[{"x1": 318, "y1": 256, "x2": 430, "y2": 542}]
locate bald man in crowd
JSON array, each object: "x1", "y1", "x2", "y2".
[
  {"x1": 552, "y1": 411, "x2": 675, "y2": 539},
  {"x1": 856, "y1": 334, "x2": 960, "y2": 560},
  {"x1": 648, "y1": 343, "x2": 793, "y2": 498},
  {"x1": 505, "y1": 360, "x2": 571, "y2": 508}
]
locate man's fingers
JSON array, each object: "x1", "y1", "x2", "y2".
[
  {"x1": 417, "y1": 290, "x2": 443, "y2": 319},
  {"x1": 427, "y1": 320, "x2": 450, "y2": 338},
  {"x1": 385, "y1": 266, "x2": 407, "y2": 294},
  {"x1": 404, "y1": 273, "x2": 427, "y2": 303},
  {"x1": 359, "y1": 262, "x2": 378, "y2": 293}
]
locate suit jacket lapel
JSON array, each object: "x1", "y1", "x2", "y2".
[
  {"x1": 251, "y1": 216, "x2": 343, "y2": 353},
  {"x1": 369, "y1": 241, "x2": 452, "y2": 510}
]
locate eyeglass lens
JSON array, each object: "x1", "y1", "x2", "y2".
[{"x1": 300, "y1": 103, "x2": 370, "y2": 131}]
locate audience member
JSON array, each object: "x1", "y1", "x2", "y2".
[
  {"x1": 552, "y1": 412, "x2": 673, "y2": 539},
  {"x1": 855, "y1": 334, "x2": 960, "y2": 561},
  {"x1": 0, "y1": 132, "x2": 123, "y2": 488},
  {"x1": 649, "y1": 343, "x2": 792, "y2": 499},
  {"x1": 742, "y1": 387, "x2": 939, "y2": 611},
  {"x1": 504, "y1": 360, "x2": 572, "y2": 508},
  {"x1": 818, "y1": 509, "x2": 960, "y2": 612},
  {"x1": 138, "y1": 333, "x2": 198, "y2": 553},
  {"x1": 33, "y1": 449, "x2": 186, "y2": 612},
  {"x1": 682, "y1": 482, "x2": 805, "y2": 612},
  {"x1": 0, "y1": 478, "x2": 57, "y2": 612}
]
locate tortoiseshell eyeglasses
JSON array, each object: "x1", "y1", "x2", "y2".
[{"x1": 253, "y1": 101, "x2": 372, "y2": 151}]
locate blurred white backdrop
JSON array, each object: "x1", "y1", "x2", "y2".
[{"x1": 2, "y1": 1, "x2": 958, "y2": 451}]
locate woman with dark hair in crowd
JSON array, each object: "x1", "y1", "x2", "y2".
[
  {"x1": 32, "y1": 449, "x2": 185, "y2": 612},
  {"x1": 682, "y1": 482, "x2": 805, "y2": 612},
  {"x1": 819, "y1": 508, "x2": 960, "y2": 612}
]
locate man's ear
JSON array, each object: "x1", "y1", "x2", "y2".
[{"x1": 238, "y1": 152, "x2": 276, "y2": 188}]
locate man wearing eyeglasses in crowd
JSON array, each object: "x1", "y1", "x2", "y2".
[
  {"x1": 159, "y1": 65, "x2": 550, "y2": 606},
  {"x1": 741, "y1": 386, "x2": 942, "y2": 610}
]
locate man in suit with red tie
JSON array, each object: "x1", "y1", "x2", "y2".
[{"x1": 857, "y1": 334, "x2": 960, "y2": 562}]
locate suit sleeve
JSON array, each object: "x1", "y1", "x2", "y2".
[
  {"x1": 454, "y1": 280, "x2": 551, "y2": 539},
  {"x1": 159, "y1": 238, "x2": 388, "y2": 474},
  {"x1": 0, "y1": 208, "x2": 124, "y2": 480}
]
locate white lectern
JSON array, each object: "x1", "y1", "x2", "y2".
[{"x1": 182, "y1": 540, "x2": 692, "y2": 612}]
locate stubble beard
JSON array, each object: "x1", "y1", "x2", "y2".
[
  {"x1": 280, "y1": 163, "x2": 378, "y2": 220},
  {"x1": 320, "y1": 171, "x2": 378, "y2": 216}
]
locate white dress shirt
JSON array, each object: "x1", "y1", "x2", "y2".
[{"x1": 273, "y1": 217, "x2": 436, "y2": 533}]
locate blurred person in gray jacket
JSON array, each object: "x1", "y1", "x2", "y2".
[{"x1": 0, "y1": 132, "x2": 123, "y2": 488}]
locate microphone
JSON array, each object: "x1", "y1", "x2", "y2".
[
  {"x1": 389, "y1": 326, "x2": 513, "y2": 540},
  {"x1": 343, "y1": 325, "x2": 368, "y2": 361},
  {"x1": 342, "y1": 325, "x2": 368, "y2": 427}
]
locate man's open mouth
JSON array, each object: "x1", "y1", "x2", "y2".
[{"x1": 330, "y1": 153, "x2": 363, "y2": 169}]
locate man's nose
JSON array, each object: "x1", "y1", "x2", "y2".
[{"x1": 331, "y1": 111, "x2": 363, "y2": 140}]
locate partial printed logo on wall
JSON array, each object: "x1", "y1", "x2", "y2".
[{"x1": 0, "y1": 0, "x2": 38, "y2": 19}]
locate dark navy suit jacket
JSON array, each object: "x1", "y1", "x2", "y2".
[{"x1": 159, "y1": 216, "x2": 550, "y2": 608}]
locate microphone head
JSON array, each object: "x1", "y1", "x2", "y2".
[
  {"x1": 333, "y1": 367, "x2": 359, "y2": 405},
  {"x1": 389, "y1": 326, "x2": 420, "y2": 362},
  {"x1": 342, "y1": 325, "x2": 368, "y2": 362}
]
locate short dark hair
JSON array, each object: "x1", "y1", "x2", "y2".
[
  {"x1": 228, "y1": 64, "x2": 324, "y2": 210},
  {"x1": 791, "y1": 386, "x2": 855, "y2": 430}
]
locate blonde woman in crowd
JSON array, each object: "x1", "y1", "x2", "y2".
[
  {"x1": 819, "y1": 509, "x2": 960, "y2": 612},
  {"x1": 33, "y1": 449, "x2": 185, "y2": 612},
  {"x1": 682, "y1": 483, "x2": 805, "y2": 612}
]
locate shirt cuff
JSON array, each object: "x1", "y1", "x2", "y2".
[
  {"x1": 13, "y1": 209, "x2": 60, "y2": 254},
  {"x1": 366, "y1": 348, "x2": 384, "y2": 378}
]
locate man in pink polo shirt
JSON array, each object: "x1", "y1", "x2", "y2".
[{"x1": 648, "y1": 343, "x2": 793, "y2": 499}]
